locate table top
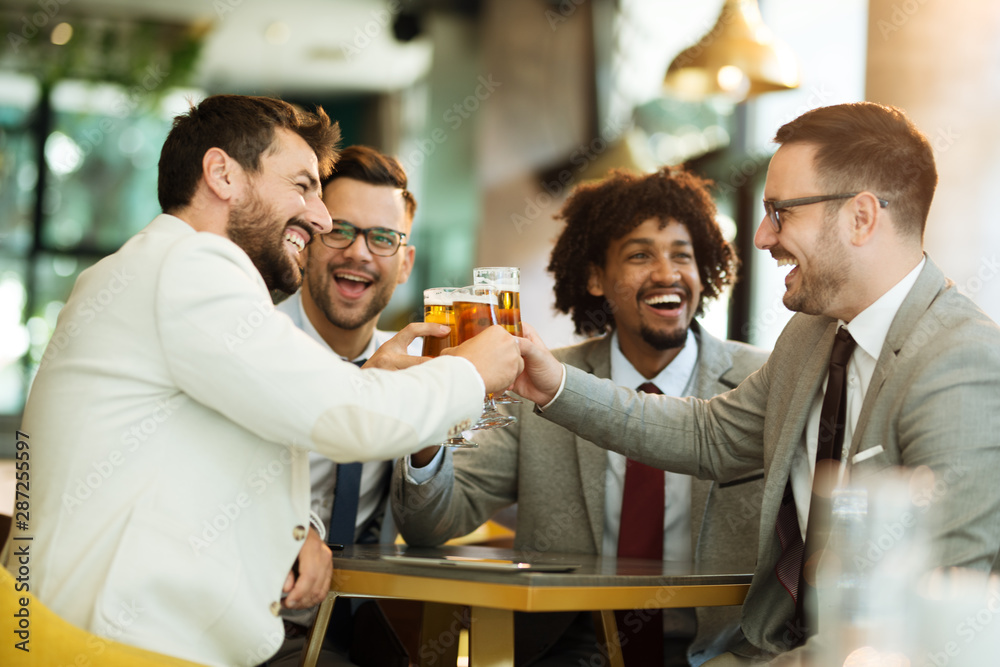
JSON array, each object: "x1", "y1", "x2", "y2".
[{"x1": 330, "y1": 544, "x2": 752, "y2": 612}]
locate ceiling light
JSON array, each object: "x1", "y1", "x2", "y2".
[
  {"x1": 50, "y1": 22, "x2": 73, "y2": 46},
  {"x1": 664, "y1": 0, "x2": 799, "y2": 103}
]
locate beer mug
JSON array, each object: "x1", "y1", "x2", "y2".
[{"x1": 473, "y1": 267, "x2": 522, "y2": 405}]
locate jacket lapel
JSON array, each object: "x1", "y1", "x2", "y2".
[
  {"x1": 768, "y1": 321, "x2": 837, "y2": 498},
  {"x1": 849, "y1": 257, "x2": 946, "y2": 458},
  {"x1": 573, "y1": 338, "x2": 613, "y2": 553}
]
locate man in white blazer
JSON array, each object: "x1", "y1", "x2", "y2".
[
  {"x1": 273, "y1": 145, "x2": 424, "y2": 666},
  {"x1": 511, "y1": 103, "x2": 1000, "y2": 664},
  {"x1": 1, "y1": 95, "x2": 523, "y2": 667},
  {"x1": 395, "y1": 167, "x2": 769, "y2": 666}
]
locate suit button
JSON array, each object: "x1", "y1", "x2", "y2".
[
  {"x1": 270, "y1": 601, "x2": 281, "y2": 616},
  {"x1": 293, "y1": 525, "x2": 307, "y2": 541}
]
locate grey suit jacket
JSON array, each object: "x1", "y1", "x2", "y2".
[
  {"x1": 536, "y1": 257, "x2": 1000, "y2": 659},
  {"x1": 392, "y1": 323, "x2": 769, "y2": 664}
]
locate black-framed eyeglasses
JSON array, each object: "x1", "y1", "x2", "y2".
[
  {"x1": 762, "y1": 193, "x2": 889, "y2": 233},
  {"x1": 318, "y1": 220, "x2": 408, "y2": 257}
]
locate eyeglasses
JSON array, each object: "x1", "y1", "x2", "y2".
[
  {"x1": 318, "y1": 220, "x2": 408, "y2": 257},
  {"x1": 762, "y1": 193, "x2": 889, "y2": 233}
]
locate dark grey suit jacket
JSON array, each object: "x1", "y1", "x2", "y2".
[
  {"x1": 535, "y1": 257, "x2": 1000, "y2": 659},
  {"x1": 393, "y1": 323, "x2": 769, "y2": 664}
]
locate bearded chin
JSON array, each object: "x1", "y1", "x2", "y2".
[
  {"x1": 267, "y1": 261, "x2": 303, "y2": 295},
  {"x1": 639, "y1": 323, "x2": 689, "y2": 351},
  {"x1": 226, "y1": 196, "x2": 302, "y2": 295}
]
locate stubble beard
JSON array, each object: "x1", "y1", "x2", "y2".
[
  {"x1": 639, "y1": 322, "x2": 689, "y2": 351},
  {"x1": 782, "y1": 222, "x2": 849, "y2": 316},
  {"x1": 227, "y1": 193, "x2": 303, "y2": 295},
  {"x1": 307, "y1": 260, "x2": 394, "y2": 331}
]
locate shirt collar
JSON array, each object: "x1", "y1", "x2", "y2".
[
  {"x1": 296, "y1": 295, "x2": 376, "y2": 363},
  {"x1": 609, "y1": 327, "x2": 699, "y2": 395},
  {"x1": 842, "y1": 256, "x2": 926, "y2": 362}
]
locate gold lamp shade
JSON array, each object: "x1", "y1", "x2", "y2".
[{"x1": 663, "y1": 0, "x2": 800, "y2": 102}]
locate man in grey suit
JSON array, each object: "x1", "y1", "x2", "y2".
[
  {"x1": 393, "y1": 167, "x2": 769, "y2": 666},
  {"x1": 511, "y1": 103, "x2": 1000, "y2": 665},
  {"x1": 272, "y1": 146, "x2": 421, "y2": 666}
]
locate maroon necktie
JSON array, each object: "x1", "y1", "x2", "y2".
[
  {"x1": 774, "y1": 326, "x2": 857, "y2": 642},
  {"x1": 614, "y1": 381, "x2": 665, "y2": 665}
]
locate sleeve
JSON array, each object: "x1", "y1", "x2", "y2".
[
  {"x1": 540, "y1": 362, "x2": 770, "y2": 483},
  {"x1": 392, "y1": 400, "x2": 523, "y2": 547},
  {"x1": 895, "y1": 325, "x2": 1000, "y2": 572},
  {"x1": 154, "y1": 234, "x2": 484, "y2": 463}
]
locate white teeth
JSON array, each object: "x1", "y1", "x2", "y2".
[
  {"x1": 644, "y1": 294, "x2": 682, "y2": 306},
  {"x1": 776, "y1": 258, "x2": 798, "y2": 267},
  {"x1": 284, "y1": 233, "x2": 305, "y2": 252},
  {"x1": 336, "y1": 274, "x2": 371, "y2": 284}
]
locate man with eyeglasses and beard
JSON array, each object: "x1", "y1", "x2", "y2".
[
  {"x1": 271, "y1": 146, "x2": 425, "y2": 667},
  {"x1": 509, "y1": 102, "x2": 1000, "y2": 665},
  {"x1": 2, "y1": 96, "x2": 524, "y2": 667}
]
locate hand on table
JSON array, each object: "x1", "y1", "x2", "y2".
[{"x1": 282, "y1": 526, "x2": 332, "y2": 610}]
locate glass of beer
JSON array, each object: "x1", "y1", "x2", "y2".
[
  {"x1": 422, "y1": 287, "x2": 477, "y2": 448},
  {"x1": 473, "y1": 267, "x2": 522, "y2": 405},
  {"x1": 453, "y1": 285, "x2": 517, "y2": 430},
  {"x1": 422, "y1": 288, "x2": 459, "y2": 358}
]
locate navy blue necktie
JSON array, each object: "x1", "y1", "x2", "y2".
[
  {"x1": 326, "y1": 358, "x2": 367, "y2": 545},
  {"x1": 326, "y1": 358, "x2": 366, "y2": 649},
  {"x1": 328, "y1": 464, "x2": 362, "y2": 545}
]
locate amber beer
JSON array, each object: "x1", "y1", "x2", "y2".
[
  {"x1": 473, "y1": 267, "x2": 522, "y2": 336},
  {"x1": 453, "y1": 290, "x2": 499, "y2": 343},
  {"x1": 496, "y1": 289, "x2": 522, "y2": 336},
  {"x1": 422, "y1": 289, "x2": 458, "y2": 357}
]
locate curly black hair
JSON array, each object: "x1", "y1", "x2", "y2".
[{"x1": 548, "y1": 166, "x2": 739, "y2": 336}]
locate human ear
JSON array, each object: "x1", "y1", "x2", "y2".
[
  {"x1": 586, "y1": 265, "x2": 605, "y2": 297},
  {"x1": 848, "y1": 191, "x2": 881, "y2": 246},
  {"x1": 202, "y1": 147, "x2": 240, "y2": 202}
]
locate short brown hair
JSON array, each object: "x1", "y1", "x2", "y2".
[
  {"x1": 548, "y1": 166, "x2": 739, "y2": 336},
  {"x1": 158, "y1": 95, "x2": 341, "y2": 213},
  {"x1": 323, "y1": 145, "x2": 416, "y2": 220},
  {"x1": 774, "y1": 102, "x2": 936, "y2": 239}
]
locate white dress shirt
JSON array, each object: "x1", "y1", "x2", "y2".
[
  {"x1": 603, "y1": 330, "x2": 695, "y2": 563},
  {"x1": 791, "y1": 257, "x2": 926, "y2": 537}
]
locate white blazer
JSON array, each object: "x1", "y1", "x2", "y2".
[{"x1": 4, "y1": 215, "x2": 482, "y2": 666}]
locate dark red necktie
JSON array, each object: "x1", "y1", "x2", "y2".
[
  {"x1": 614, "y1": 381, "x2": 665, "y2": 665},
  {"x1": 774, "y1": 326, "x2": 857, "y2": 643}
]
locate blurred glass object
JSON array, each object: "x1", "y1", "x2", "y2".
[{"x1": 815, "y1": 474, "x2": 931, "y2": 667}]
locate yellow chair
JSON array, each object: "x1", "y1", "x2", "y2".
[{"x1": 0, "y1": 566, "x2": 207, "y2": 666}]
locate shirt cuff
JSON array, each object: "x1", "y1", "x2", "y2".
[
  {"x1": 406, "y1": 447, "x2": 446, "y2": 484},
  {"x1": 308, "y1": 510, "x2": 327, "y2": 541},
  {"x1": 537, "y1": 363, "x2": 568, "y2": 412}
]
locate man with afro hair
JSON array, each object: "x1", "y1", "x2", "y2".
[{"x1": 393, "y1": 166, "x2": 769, "y2": 666}]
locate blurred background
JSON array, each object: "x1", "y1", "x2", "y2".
[{"x1": 1, "y1": 0, "x2": 999, "y2": 454}]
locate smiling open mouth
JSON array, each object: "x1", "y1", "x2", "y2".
[
  {"x1": 643, "y1": 294, "x2": 683, "y2": 313},
  {"x1": 334, "y1": 272, "x2": 373, "y2": 297}
]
